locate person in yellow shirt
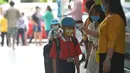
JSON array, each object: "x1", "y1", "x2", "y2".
[
  {"x1": 85, "y1": 0, "x2": 126, "y2": 73},
  {"x1": 0, "y1": 15, "x2": 8, "y2": 46}
]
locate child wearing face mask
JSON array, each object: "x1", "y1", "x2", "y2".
[
  {"x1": 49, "y1": 17, "x2": 82, "y2": 73},
  {"x1": 86, "y1": 4, "x2": 105, "y2": 73},
  {"x1": 48, "y1": 19, "x2": 62, "y2": 43}
]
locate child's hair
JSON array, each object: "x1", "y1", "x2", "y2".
[{"x1": 89, "y1": 4, "x2": 105, "y2": 23}]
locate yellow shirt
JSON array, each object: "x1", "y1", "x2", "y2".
[
  {"x1": 0, "y1": 16, "x2": 8, "y2": 32},
  {"x1": 98, "y1": 14, "x2": 125, "y2": 54}
]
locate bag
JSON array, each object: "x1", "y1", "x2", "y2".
[
  {"x1": 43, "y1": 36, "x2": 78, "y2": 73},
  {"x1": 43, "y1": 38, "x2": 60, "y2": 73}
]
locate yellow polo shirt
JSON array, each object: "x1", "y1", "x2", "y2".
[
  {"x1": 0, "y1": 16, "x2": 8, "y2": 32},
  {"x1": 98, "y1": 14, "x2": 125, "y2": 54}
]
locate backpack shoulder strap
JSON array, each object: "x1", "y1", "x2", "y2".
[
  {"x1": 52, "y1": 30, "x2": 55, "y2": 37},
  {"x1": 71, "y1": 36, "x2": 78, "y2": 47},
  {"x1": 54, "y1": 37, "x2": 61, "y2": 57}
]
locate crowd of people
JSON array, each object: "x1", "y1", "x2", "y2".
[
  {"x1": 0, "y1": 1, "x2": 55, "y2": 48},
  {"x1": 0, "y1": 0, "x2": 127, "y2": 73}
]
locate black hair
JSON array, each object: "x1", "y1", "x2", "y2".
[
  {"x1": 85, "y1": 0, "x2": 95, "y2": 10},
  {"x1": 46, "y1": 6, "x2": 52, "y2": 12},
  {"x1": 9, "y1": 1, "x2": 15, "y2": 7},
  {"x1": 21, "y1": 12, "x2": 24, "y2": 16},
  {"x1": 89, "y1": 4, "x2": 105, "y2": 23},
  {"x1": 36, "y1": 6, "x2": 40, "y2": 10},
  {"x1": 103, "y1": 0, "x2": 126, "y2": 26}
]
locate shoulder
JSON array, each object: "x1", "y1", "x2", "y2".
[{"x1": 107, "y1": 14, "x2": 125, "y2": 26}]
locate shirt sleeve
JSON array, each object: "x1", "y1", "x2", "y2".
[
  {"x1": 107, "y1": 16, "x2": 121, "y2": 49},
  {"x1": 48, "y1": 30, "x2": 52, "y2": 40},
  {"x1": 4, "y1": 10, "x2": 8, "y2": 19},
  {"x1": 42, "y1": 12, "x2": 48, "y2": 20},
  {"x1": 49, "y1": 42, "x2": 57, "y2": 59}
]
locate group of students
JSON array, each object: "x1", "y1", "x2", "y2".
[{"x1": 44, "y1": 0, "x2": 126, "y2": 73}]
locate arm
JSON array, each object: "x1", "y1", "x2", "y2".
[
  {"x1": 4, "y1": 10, "x2": 8, "y2": 19},
  {"x1": 17, "y1": 10, "x2": 20, "y2": 19},
  {"x1": 42, "y1": 12, "x2": 48, "y2": 20},
  {"x1": 74, "y1": 57, "x2": 80, "y2": 73},
  {"x1": 106, "y1": 18, "x2": 120, "y2": 60},
  {"x1": 48, "y1": 31, "x2": 52, "y2": 41},
  {"x1": 87, "y1": 29, "x2": 99, "y2": 38},
  {"x1": 52, "y1": 58, "x2": 57, "y2": 73}
]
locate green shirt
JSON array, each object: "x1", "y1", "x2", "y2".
[{"x1": 42, "y1": 11, "x2": 54, "y2": 31}]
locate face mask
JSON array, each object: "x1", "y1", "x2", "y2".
[
  {"x1": 53, "y1": 25, "x2": 59, "y2": 30},
  {"x1": 101, "y1": 4, "x2": 106, "y2": 13},
  {"x1": 90, "y1": 15, "x2": 100, "y2": 22},
  {"x1": 76, "y1": 24, "x2": 82, "y2": 29},
  {"x1": 65, "y1": 29, "x2": 74, "y2": 36}
]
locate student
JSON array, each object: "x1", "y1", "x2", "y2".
[
  {"x1": 0, "y1": 14, "x2": 8, "y2": 46},
  {"x1": 49, "y1": 17, "x2": 81, "y2": 73},
  {"x1": 48, "y1": 19, "x2": 62, "y2": 43},
  {"x1": 86, "y1": 4, "x2": 105, "y2": 73}
]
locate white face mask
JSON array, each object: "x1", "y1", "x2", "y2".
[
  {"x1": 52, "y1": 25, "x2": 59, "y2": 30},
  {"x1": 76, "y1": 23, "x2": 83, "y2": 30}
]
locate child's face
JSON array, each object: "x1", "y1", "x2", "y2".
[
  {"x1": 52, "y1": 24, "x2": 59, "y2": 30},
  {"x1": 62, "y1": 26, "x2": 74, "y2": 36}
]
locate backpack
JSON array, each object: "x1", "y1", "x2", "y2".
[
  {"x1": 43, "y1": 36, "x2": 78, "y2": 73},
  {"x1": 43, "y1": 38, "x2": 60, "y2": 73}
]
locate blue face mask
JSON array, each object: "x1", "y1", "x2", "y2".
[
  {"x1": 101, "y1": 4, "x2": 106, "y2": 13},
  {"x1": 90, "y1": 16, "x2": 100, "y2": 22}
]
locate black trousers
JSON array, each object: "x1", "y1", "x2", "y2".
[
  {"x1": 99, "y1": 52, "x2": 125, "y2": 73},
  {"x1": 57, "y1": 59, "x2": 75, "y2": 73},
  {"x1": 1, "y1": 32, "x2": 8, "y2": 46},
  {"x1": 17, "y1": 28, "x2": 25, "y2": 45}
]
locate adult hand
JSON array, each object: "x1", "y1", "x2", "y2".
[{"x1": 103, "y1": 59, "x2": 111, "y2": 73}]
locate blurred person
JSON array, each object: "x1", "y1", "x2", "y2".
[
  {"x1": 83, "y1": 0, "x2": 95, "y2": 68},
  {"x1": 17, "y1": 13, "x2": 28, "y2": 46},
  {"x1": 4, "y1": 1, "x2": 20, "y2": 49},
  {"x1": 85, "y1": 0, "x2": 126, "y2": 73},
  {"x1": 86, "y1": 4, "x2": 105, "y2": 73},
  {"x1": 48, "y1": 19, "x2": 62, "y2": 43},
  {"x1": 0, "y1": 8, "x2": 8, "y2": 46},
  {"x1": 42, "y1": 6, "x2": 54, "y2": 36},
  {"x1": 32, "y1": 6, "x2": 42, "y2": 46}
]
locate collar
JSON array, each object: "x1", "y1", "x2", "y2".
[{"x1": 60, "y1": 34, "x2": 72, "y2": 42}]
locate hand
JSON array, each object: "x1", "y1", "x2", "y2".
[
  {"x1": 92, "y1": 44, "x2": 98, "y2": 50},
  {"x1": 103, "y1": 59, "x2": 111, "y2": 73},
  {"x1": 80, "y1": 41, "x2": 83, "y2": 46}
]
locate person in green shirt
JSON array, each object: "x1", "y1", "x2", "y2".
[{"x1": 42, "y1": 6, "x2": 54, "y2": 36}]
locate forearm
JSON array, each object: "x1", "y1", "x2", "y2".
[
  {"x1": 52, "y1": 59, "x2": 57, "y2": 73},
  {"x1": 106, "y1": 48, "x2": 114, "y2": 60},
  {"x1": 88, "y1": 29, "x2": 99, "y2": 38},
  {"x1": 74, "y1": 57, "x2": 80, "y2": 73}
]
